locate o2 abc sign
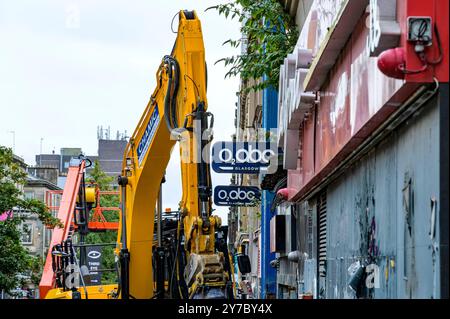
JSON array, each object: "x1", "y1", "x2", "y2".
[
  {"x1": 214, "y1": 186, "x2": 261, "y2": 207},
  {"x1": 211, "y1": 141, "x2": 278, "y2": 174}
]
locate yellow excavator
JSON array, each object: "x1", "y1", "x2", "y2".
[
  {"x1": 115, "y1": 9, "x2": 231, "y2": 299},
  {"x1": 41, "y1": 10, "x2": 232, "y2": 299}
]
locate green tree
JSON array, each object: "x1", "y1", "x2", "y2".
[
  {"x1": 87, "y1": 159, "x2": 114, "y2": 190},
  {"x1": 207, "y1": 0, "x2": 299, "y2": 92},
  {"x1": 0, "y1": 146, "x2": 61, "y2": 295}
]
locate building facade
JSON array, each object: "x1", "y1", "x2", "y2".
[
  {"x1": 229, "y1": 78, "x2": 264, "y2": 298},
  {"x1": 35, "y1": 137, "x2": 127, "y2": 188},
  {"x1": 22, "y1": 175, "x2": 61, "y2": 260},
  {"x1": 273, "y1": 0, "x2": 448, "y2": 299}
]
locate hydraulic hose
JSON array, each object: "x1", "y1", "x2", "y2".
[{"x1": 163, "y1": 55, "x2": 180, "y2": 133}]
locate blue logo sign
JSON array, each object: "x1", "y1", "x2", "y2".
[
  {"x1": 211, "y1": 141, "x2": 279, "y2": 174},
  {"x1": 137, "y1": 106, "x2": 160, "y2": 166},
  {"x1": 214, "y1": 186, "x2": 261, "y2": 206}
]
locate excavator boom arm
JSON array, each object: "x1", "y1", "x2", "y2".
[{"x1": 116, "y1": 10, "x2": 225, "y2": 299}]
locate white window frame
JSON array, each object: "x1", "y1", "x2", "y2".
[{"x1": 21, "y1": 222, "x2": 33, "y2": 245}]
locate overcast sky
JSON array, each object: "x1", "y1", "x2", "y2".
[{"x1": 0, "y1": 0, "x2": 241, "y2": 223}]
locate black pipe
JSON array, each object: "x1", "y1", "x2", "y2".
[
  {"x1": 163, "y1": 56, "x2": 180, "y2": 133},
  {"x1": 73, "y1": 243, "x2": 116, "y2": 248},
  {"x1": 195, "y1": 102, "x2": 212, "y2": 227},
  {"x1": 119, "y1": 248, "x2": 130, "y2": 299},
  {"x1": 155, "y1": 247, "x2": 165, "y2": 298},
  {"x1": 118, "y1": 175, "x2": 130, "y2": 299},
  {"x1": 78, "y1": 170, "x2": 90, "y2": 267}
]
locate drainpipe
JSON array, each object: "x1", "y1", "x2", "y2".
[{"x1": 260, "y1": 74, "x2": 278, "y2": 299}]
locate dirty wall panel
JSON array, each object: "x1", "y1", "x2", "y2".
[
  {"x1": 394, "y1": 97, "x2": 439, "y2": 298},
  {"x1": 323, "y1": 97, "x2": 439, "y2": 299},
  {"x1": 326, "y1": 158, "x2": 375, "y2": 299},
  {"x1": 372, "y1": 138, "x2": 398, "y2": 299}
]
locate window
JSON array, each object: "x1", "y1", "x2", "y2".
[
  {"x1": 24, "y1": 191, "x2": 34, "y2": 200},
  {"x1": 21, "y1": 222, "x2": 33, "y2": 244}
]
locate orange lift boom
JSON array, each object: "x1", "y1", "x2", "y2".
[
  {"x1": 39, "y1": 157, "x2": 120, "y2": 298},
  {"x1": 39, "y1": 158, "x2": 86, "y2": 298}
]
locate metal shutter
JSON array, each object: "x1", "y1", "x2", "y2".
[
  {"x1": 318, "y1": 191, "x2": 327, "y2": 277},
  {"x1": 307, "y1": 208, "x2": 313, "y2": 256}
]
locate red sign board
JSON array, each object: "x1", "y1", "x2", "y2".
[{"x1": 287, "y1": 0, "x2": 448, "y2": 201}]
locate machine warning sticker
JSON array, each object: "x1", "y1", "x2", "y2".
[{"x1": 137, "y1": 106, "x2": 160, "y2": 166}]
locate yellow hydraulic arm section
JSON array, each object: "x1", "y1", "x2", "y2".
[{"x1": 115, "y1": 10, "x2": 228, "y2": 299}]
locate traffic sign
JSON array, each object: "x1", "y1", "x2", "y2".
[
  {"x1": 214, "y1": 185, "x2": 261, "y2": 206},
  {"x1": 211, "y1": 141, "x2": 279, "y2": 174}
]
